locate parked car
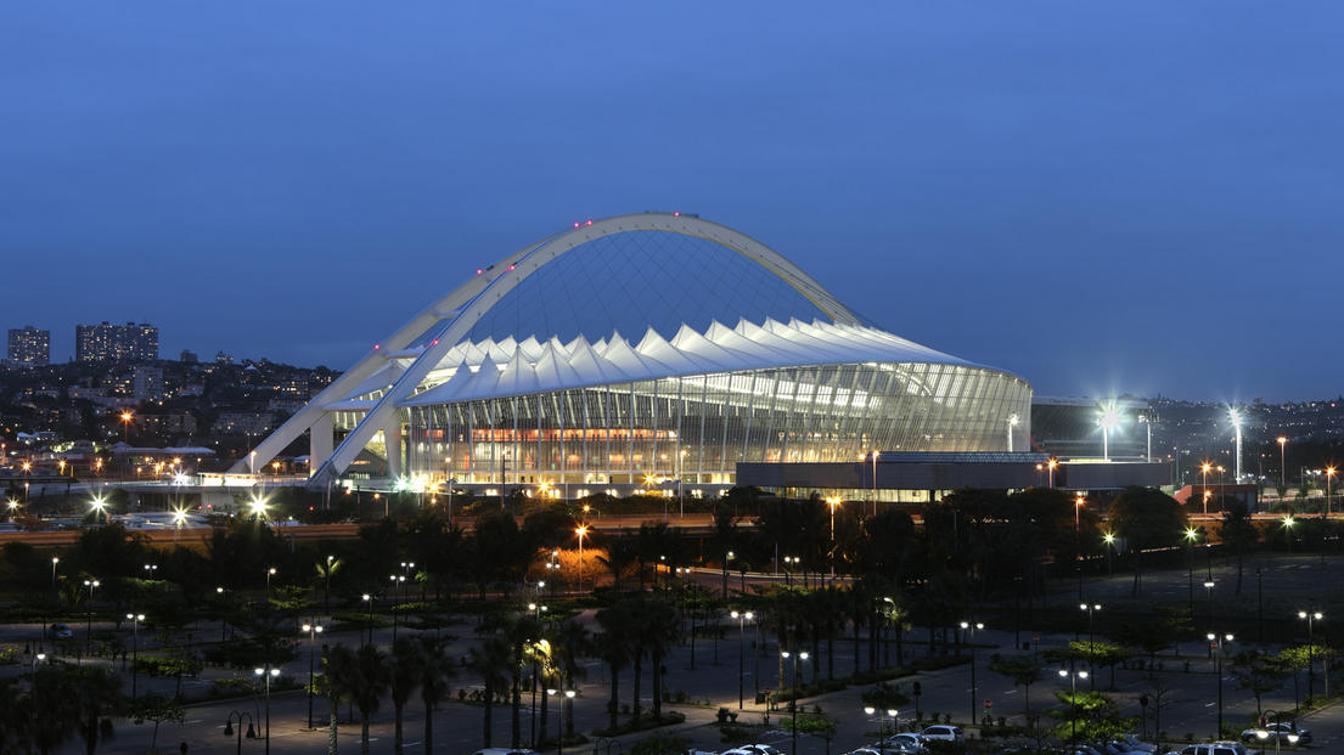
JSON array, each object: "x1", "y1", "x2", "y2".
[
  {"x1": 920, "y1": 725, "x2": 963, "y2": 743},
  {"x1": 49, "y1": 623, "x2": 73, "y2": 639},
  {"x1": 742, "y1": 746, "x2": 783, "y2": 755},
  {"x1": 470, "y1": 749, "x2": 538, "y2": 755},
  {"x1": 1240, "y1": 722, "x2": 1311, "y2": 745},
  {"x1": 882, "y1": 732, "x2": 929, "y2": 752},
  {"x1": 843, "y1": 749, "x2": 883, "y2": 755},
  {"x1": 1177, "y1": 743, "x2": 1260, "y2": 755},
  {"x1": 1106, "y1": 739, "x2": 1155, "y2": 754},
  {"x1": 1115, "y1": 734, "x2": 1159, "y2": 753}
]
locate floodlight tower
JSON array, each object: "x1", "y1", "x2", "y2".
[
  {"x1": 1097, "y1": 403, "x2": 1121, "y2": 462},
  {"x1": 1228, "y1": 408, "x2": 1243, "y2": 481},
  {"x1": 1007, "y1": 413, "x2": 1020, "y2": 453}
]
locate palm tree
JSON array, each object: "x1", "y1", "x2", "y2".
[
  {"x1": 0, "y1": 678, "x2": 31, "y2": 753},
  {"x1": 28, "y1": 665, "x2": 78, "y2": 755},
  {"x1": 389, "y1": 637, "x2": 424, "y2": 755},
  {"x1": 552, "y1": 619, "x2": 591, "y2": 738},
  {"x1": 315, "y1": 556, "x2": 343, "y2": 609},
  {"x1": 596, "y1": 600, "x2": 635, "y2": 731},
  {"x1": 352, "y1": 645, "x2": 392, "y2": 755},
  {"x1": 325, "y1": 644, "x2": 359, "y2": 755},
  {"x1": 643, "y1": 597, "x2": 681, "y2": 721},
  {"x1": 596, "y1": 537, "x2": 639, "y2": 590},
  {"x1": 72, "y1": 665, "x2": 123, "y2": 755},
  {"x1": 470, "y1": 634, "x2": 513, "y2": 748},
  {"x1": 417, "y1": 637, "x2": 456, "y2": 755}
]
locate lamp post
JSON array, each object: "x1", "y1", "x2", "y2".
[
  {"x1": 1047, "y1": 457, "x2": 1058, "y2": 488},
  {"x1": 1201, "y1": 462, "x2": 1213, "y2": 515},
  {"x1": 546, "y1": 688, "x2": 576, "y2": 755},
  {"x1": 82, "y1": 578, "x2": 100, "y2": 662},
  {"x1": 1102, "y1": 532, "x2": 1116, "y2": 575},
  {"x1": 265, "y1": 566, "x2": 276, "y2": 596},
  {"x1": 781, "y1": 649, "x2": 810, "y2": 755},
  {"x1": 1255, "y1": 709, "x2": 1301, "y2": 755},
  {"x1": 1007, "y1": 413, "x2": 1019, "y2": 453},
  {"x1": 126, "y1": 612, "x2": 145, "y2": 698},
  {"x1": 50, "y1": 556, "x2": 59, "y2": 590},
  {"x1": 361, "y1": 593, "x2": 374, "y2": 646},
  {"x1": 1203, "y1": 581, "x2": 1216, "y2": 657},
  {"x1": 1326, "y1": 467, "x2": 1336, "y2": 519},
  {"x1": 303, "y1": 622, "x2": 324, "y2": 729},
  {"x1": 1058, "y1": 668, "x2": 1089, "y2": 746},
  {"x1": 1278, "y1": 437, "x2": 1288, "y2": 495},
  {"x1": 1079, "y1": 604, "x2": 1101, "y2": 688},
  {"x1": 1209, "y1": 632, "x2": 1234, "y2": 736},
  {"x1": 960, "y1": 621, "x2": 984, "y2": 723},
  {"x1": 825, "y1": 496, "x2": 841, "y2": 577},
  {"x1": 575, "y1": 524, "x2": 588, "y2": 591},
  {"x1": 388, "y1": 574, "x2": 406, "y2": 640},
  {"x1": 1298, "y1": 610, "x2": 1323, "y2": 700},
  {"x1": 864, "y1": 705, "x2": 899, "y2": 755},
  {"x1": 223, "y1": 711, "x2": 256, "y2": 755},
  {"x1": 870, "y1": 451, "x2": 880, "y2": 516},
  {"x1": 731, "y1": 610, "x2": 754, "y2": 709},
  {"x1": 1074, "y1": 493, "x2": 1085, "y2": 600},
  {"x1": 253, "y1": 665, "x2": 281, "y2": 755},
  {"x1": 1098, "y1": 404, "x2": 1119, "y2": 461},
  {"x1": 1138, "y1": 414, "x2": 1153, "y2": 461}
]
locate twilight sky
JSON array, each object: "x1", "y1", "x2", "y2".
[{"x1": 3, "y1": 2, "x2": 1341, "y2": 401}]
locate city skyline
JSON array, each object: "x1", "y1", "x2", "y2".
[{"x1": 6, "y1": 3, "x2": 1344, "y2": 402}]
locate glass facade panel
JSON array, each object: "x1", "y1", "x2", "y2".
[{"x1": 404, "y1": 362, "x2": 1032, "y2": 487}]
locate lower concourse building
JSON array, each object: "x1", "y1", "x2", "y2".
[{"x1": 240, "y1": 213, "x2": 1033, "y2": 497}]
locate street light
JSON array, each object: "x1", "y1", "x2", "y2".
[
  {"x1": 1184, "y1": 527, "x2": 1200, "y2": 613},
  {"x1": 1298, "y1": 610, "x2": 1324, "y2": 700},
  {"x1": 1079, "y1": 604, "x2": 1101, "y2": 688},
  {"x1": 959, "y1": 621, "x2": 984, "y2": 723},
  {"x1": 864, "y1": 705, "x2": 899, "y2": 755},
  {"x1": 82, "y1": 578, "x2": 100, "y2": 662},
  {"x1": 361, "y1": 593, "x2": 374, "y2": 646},
  {"x1": 869, "y1": 451, "x2": 880, "y2": 516},
  {"x1": 248, "y1": 493, "x2": 269, "y2": 520},
  {"x1": 1277, "y1": 437, "x2": 1289, "y2": 494},
  {"x1": 1208, "y1": 632, "x2": 1235, "y2": 735},
  {"x1": 253, "y1": 665, "x2": 282, "y2": 755},
  {"x1": 389, "y1": 573, "x2": 407, "y2": 640},
  {"x1": 1007, "y1": 413, "x2": 1019, "y2": 452},
  {"x1": 1201, "y1": 462, "x2": 1213, "y2": 514},
  {"x1": 575, "y1": 524, "x2": 588, "y2": 590},
  {"x1": 265, "y1": 566, "x2": 277, "y2": 595},
  {"x1": 1138, "y1": 414, "x2": 1153, "y2": 461},
  {"x1": 730, "y1": 610, "x2": 754, "y2": 709},
  {"x1": 1101, "y1": 532, "x2": 1116, "y2": 575},
  {"x1": 1047, "y1": 457, "x2": 1058, "y2": 488},
  {"x1": 1326, "y1": 467, "x2": 1337, "y2": 519},
  {"x1": 780, "y1": 650, "x2": 810, "y2": 755},
  {"x1": 546, "y1": 688, "x2": 577, "y2": 755},
  {"x1": 302, "y1": 622, "x2": 324, "y2": 729},
  {"x1": 1058, "y1": 668, "x2": 1089, "y2": 745},
  {"x1": 825, "y1": 496, "x2": 841, "y2": 577},
  {"x1": 223, "y1": 711, "x2": 257, "y2": 755},
  {"x1": 88, "y1": 494, "x2": 108, "y2": 524},
  {"x1": 1255, "y1": 709, "x2": 1302, "y2": 755},
  {"x1": 50, "y1": 556, "x2": 59, "y2": 590},
  {"x1": 126, "y1": 612, "x2": 145, "y2": 698}
]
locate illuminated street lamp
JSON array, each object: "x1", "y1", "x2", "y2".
[
  {"x1": 126, "y1": 612, "x2": 146, "y2": 698},
  {"x1": 89, "y1": 494, "x2": 108, "y2": 524},
  {"x1": 1277, "y1": 437, "x2": 1289, "y2": 494},
  {"x1": 1208, "y1": 632, "x2": 1235, "y2": 733},
  {"x1": 247, "y1": 493, "x2": 269, "y2": 520},
  {"x1": 302, "y1": 622, "x2": 324, "y2": 729},
  {"x1": 253, "y1": 665, "x2": 282, "y2": 755},
  {"x1": 1047, "y1": 457, "x2": 1058, "y2": 489},
  {"x1": 1201, "y1": 462, "x2": 1213, "y2": 514},
  {"x1": 1298, "y1": 610, "x2": 1324, "y2": 699},
  {"x1": 780, "y1": 650, "x2": 811, "y2": 754},
  {"x1": 1326, "y1": 467, "x2": 1337, "y2": 520},
  {"x1": 825, "y1": 496, "x2": 841, "y2": 576},
  {"x1": 546, "y1": 688, "x2": 578, "y2": 755},
  {"x1": 575, "y1": 524, "x2": 589, "y2": 590},
  {"x1": 960, "y1": 620, "x2": 985, "y2": 722},
  {"x1": 1058, "y1": 668, "x2": 1089, "y2": 745},
  {"x1": 730, "y1": 610, "x2": 755, "y2": 709},
  {"x1": 119, "y1": 410, "x2": 134, "y2": 442}
]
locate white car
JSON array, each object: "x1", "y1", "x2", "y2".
[
  {"x1": 882, "y1": 732, "x2": 928, "y2": 752},
  {"x1": 471, "y1": 750, "x2": 538, "y2": 755},
  {"x1": 919, "y1": 725, "x2": 963, "y2": 743},
  {"x1": 1241, "y1": 722, "x2": 1310, "y2": 745}
]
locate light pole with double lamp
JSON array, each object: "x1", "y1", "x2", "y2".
[
  {"x1": 253, "y1": 665, "x2": 281, "y2": 755},
  {"x1": 388, "y1": 574, "x2": 406, "y2": 640},
  {"x1": 1255, "y1": 709, "x2": 1301, "y2": 755},
  {"x1": 1079, "y1": 603, "x2": 1101, "y2": 688},
  {"x1": 781, "y1": 650, "x2": 810, "y2": 754},
  {"x1": 960, "y1": 621, "x2": 984, "y2": 724},
  {"x1": 82, "y1": 578, "x2": 100, "y2": 661},
  {"x1": 126, "y1": 612, "x2": 145, "y2": 698},
  {"x1": 223, "y1": 711, "x2": 256, "y2": 755},
  {"x1": 1058, "y1": 668, "x2": 1089, "y2": 746},
  {"x1": 361, "y1": 593, "x2": 374, "y2": 646},
  {"x1": 864, "y1": 705, "x2": 899, "y2": 755},
  {"x1": 303, "y1": 622, "x2": 324, "y2": 729},
  {"x1": 546, "y1": 688, "x2": 576, "y2": 755},
  {"x1": 731, "y1": 610, "x2": 754, "y2": 709},
  {"x1": 1209, "y1": 632, "x2": 1234, "y2": 736},
  {"x1": 1299, "y1": 609, "x2": 1324, "y2": 700},
  {"x1": 1203, "y1": 580, "x2": 1217, "y2": 656}
]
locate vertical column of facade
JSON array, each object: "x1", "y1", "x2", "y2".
[{"x1": 309, "y1": 412, "x2": 335, "y2": 477}]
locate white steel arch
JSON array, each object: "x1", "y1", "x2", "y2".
[{"x1": 234, "y1": 212, "x2": 863, "y2": 483}]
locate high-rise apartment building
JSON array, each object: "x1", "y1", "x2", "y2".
[
  {"x1": 75, "y1": 321, "x2": 159, "y2": 363},
  {"x1": 7, "y1": 326, "x2": 50, "y2": 367}
]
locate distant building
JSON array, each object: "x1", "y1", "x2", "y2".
[
  {"x1": 75, "y1": 321, "x2": 159, "y2": 363},
  {"x1": 215, "y1": 351, "x2": 234, "y2": 365},
  {"x1": 132, "y1": 365, "x2": 164, "y2": 401},
  {"x1": 7, "y1": 326, "x2": 50, "y2": 367},
  {"x1": 1031, "y1": 396, "x2": 1151, "y2": 459},
  {"x1": 179, "y1": 349, "x2": 199, "y2": 364}
]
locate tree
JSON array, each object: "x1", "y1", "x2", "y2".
[
  {"x1": 596, "y1": 597, "x2": 636, "y2": 731},
  {"x1": 470, "y1": 634, "x2": 513, "y2": 747},
  {"x1": 596, "y1": 538, "x2": 639, "y2": 590},
  {"x1": 351, "y1": 645, "x2": 392, "y2": 754},
  {"x1": 1219, "y1": 502, "x2": 1260, "y2": 594},
  {"x1": 0, "y1": 678, "x2": 31, "y2": 753},
  {"x1": 988, "y1": 654, "x2": 1043, "y2": 714},
  {"x1": 324, "y1": 645, "x2": 359, "y2": 755},
  {"x1": 129, "y1": 693, "x2": 185, "y2": 753},
  {"x1": 551, "y1": 619, "x2": 591, "y2": 738},
  {"x1": 71, "y1": 666, "x2": 124, "y2": 755},
  {"x1": 1231, "y1": 649, "x2": 1287, "y2": 716},
  {"x1": 389, "y1": 637, "x2": 424, "y2": 755},
  {"x1": 416, "y1": 637, "x2": 455, "y2": 755},
  {"x1": 1109, "y1": 487, "x2": 1187, "y2": 596},
  {"x1": 642, "y1": 596, "x2": 681, "y2": 720}
]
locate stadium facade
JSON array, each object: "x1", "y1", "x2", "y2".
[{"x1": 238, "y1": 213, "x2": 1032, "y2": 496}]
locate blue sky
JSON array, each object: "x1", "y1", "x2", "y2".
[{"x1": 3, "y1": 2, "x2": 1341, "y2": 401}]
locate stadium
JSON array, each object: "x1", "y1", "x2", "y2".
[{"x1": 239, "y1": 212, "x2": 1032, "y2": 497}]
